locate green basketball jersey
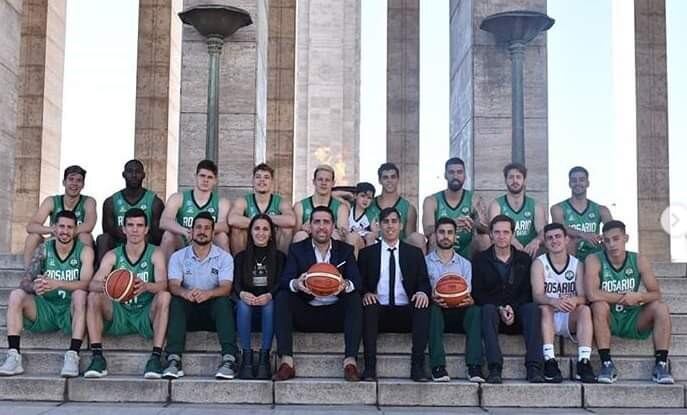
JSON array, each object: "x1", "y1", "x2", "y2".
[
  {"x1": 244, "y1": 193, "x2": 282, "y2": 218},
  {"x1": 559, "y1": 199, "x2": 603, "y2": 260},
  {"x1": 496, "y1": 195, "x2": 537, "y2": 246},
  {"x1": 113, "y1": 189, "x2": 156, "y2": 227},
  {"x1": 301, "y1": 196, "x2": 342, "y2": 225},
  {"x1": 434, "y1": 190, "x2": 474, "y2": 258},
  {"x1": 41, "y1": 239, "x2": 84, "y2": 305},
  {"x1": 113, "y1": 244, "x2": 156, "y2": 310},
  {"x1": 366, "y1": 196, "x2": 412, "y2": 239},
  {"x1": 176, "y1": 190, "x2": 220, "y2": 229},
  {"x1": 50, "y1": 195, "x2": 88, "y2": 225},
  {"x1": 597, "y1": 251, "x2": 642, "y2": 315}
]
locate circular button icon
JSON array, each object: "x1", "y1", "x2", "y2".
[{"x1": 660, "y1": 203, "x2": 687, "y2": 237}]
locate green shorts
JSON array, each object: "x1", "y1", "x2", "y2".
[
  {"x1": 611, "y1": 306, "x2": 652, "y2": 340},
  {"x1": 23, "y1": 296, "x2": 72, "y2": 335},
  {"x1": 104, "y1": 301, "x2": 154, "y2": 339}
]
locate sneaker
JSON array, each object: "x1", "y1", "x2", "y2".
[
  {"x1": 575, "y1": 358, "x2": 597, "y2": 383},
  {"x1": 486, "y1": 363, "x2": 502, "y2": 384},
  {"x1": 0, "y1": 349, "x2": 24, "y2": 376},
  {"x1": 60, "y1": 350, "x2": 79, "y2": 378},
  {"x1": 597, "y1": 360, "x2": 618, "y2": 384},
  {"x1": 143, "y1": 355, "x2": 163, "y2": 379},
  {"x1": 162, "y1": 355, "x2": 184, "y2": 379},
  {"x1": 431, "y1": 366, "x2": 450, "y2": 382},
  {"x1": 467, "y1": 365, "x2": 485, "y2": 383},
  {"x1": 84, "y1": 355, "x2": 108, "y2": 378},
  {"x1": 526, "y1": 363, "x2": 545, "y2": 383},
  {"x1": 216, "y1": 354, "x2": 237, "y2": 380},
  {"x1": 543, "y1": 358, "x2": 563, "y2": 383},
  {"x1": 652, "y1": 361, "x2": 675, "y2": 384}
]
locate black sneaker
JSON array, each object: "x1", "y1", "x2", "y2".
[
  {"x1": 410, "y1": 357, "x2": 429, "y2": 382},
  {"x1": 486, "y1": 363, "x2": 502, "y2": 384},
  {"x1": 575, "y1": 358, "x2": 597, "y2": 383},
  {"x1": 431, "y1": 366, "x2": 450, "y2": 382},
  {"x1": 526, "y1": 363, "x2": 545, "y2": 383},
  {"x1": 543, "y1": 358, "x2": 563, "y2": 383},
  {"x1": 467, "y1": 365, "x2": 485, "y2": 383}
]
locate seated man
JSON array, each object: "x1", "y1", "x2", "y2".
[
  {"x1": 347, "y1": 182, "x2": 379, "y2": 255},
  {"x1": 531, "y1": 223, "x2": 595, "y2": 383},
  {"x1": 472, "y1": 215, "x2": 545, "y2": 383},
  {"x1": 0, "y1": 211, "x2": 93, "y2": 377},
  {"x1": 23, "y1": 165, "x2": 97, "y2": 268},
  {"x1": 273, "y1": 206, "x2": 362, "y2": 381},
  {"x1": 163, "y1": 212, "x2": 237, "y2": 380},
  {"x1": 426, "y1": 217, "x2": 483, "y2": 383},
  {"x1": 585, "y1": 220, "x2": 674, "y2": 384},
  {"x1": 359, "y1": 207, "x2": 430, "y2": 382},
  {"x1": 84, "y1": 208, "x2": 171, "y2": 379}
]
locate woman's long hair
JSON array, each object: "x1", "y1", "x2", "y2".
[{"x1": 241, "y1": 214, "x2": 279, "y2": 289}]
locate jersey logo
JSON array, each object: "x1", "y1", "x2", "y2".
[
  {"x1": 140, "y1": 204, "x2": 147, "y2": 210},
  {"x1": 140, "y1": 261, "x2": 148, "y2": 269},
  {"x1": 208, "y1": 207, "x2": 216, "y2": 213},
  {"x1": 524, "y1": 211, "x2": 532, "y2": 218},
  {"x1": 185, "y1": 206, "x2": 194, "y2": 213},
  {"x1": 70, "y1": 258, "x2": 78, "y2": 267},
  {"x1": 625, "y1": 268, "x2": 633, "y2": 276},
  {"x1": 565, "y1": 270, "x2": 575, "y2": 281},
  {"x1": 461, "y1": 207, "x2": 470, "y2": 214},
  {"x1": 588, "y1": 212, "x2": 596, "y2": 219},
  {"x1": 211, "y1": 268, "x2": 219, "y2": 275},
  {"x1": 48, "y1": 258, "x2": 56, "y2": 267},
  {"x1": 568, "y1": 214, "x2": 575, "y2": 222}
]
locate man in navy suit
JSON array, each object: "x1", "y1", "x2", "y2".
[{"x1": 273, "y1": 206, "x2": 363, "y2": 381}]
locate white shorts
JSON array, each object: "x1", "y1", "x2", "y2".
[{"x1": 553, "y1": 311, "x2": 577, "y2": 342}]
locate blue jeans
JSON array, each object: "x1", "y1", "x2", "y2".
[{"x1": 236, "y1": 298, "x2": 274, "y2": 351}]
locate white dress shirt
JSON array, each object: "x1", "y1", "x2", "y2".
[{"x1": 376, "y1": 239, "x2": 409, "y2": 306}]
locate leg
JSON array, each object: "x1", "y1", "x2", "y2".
[
  {"x1": 411, "y1": 305, "x2": 430, "y2": 357},
  {"x1": 516, "y1": 303, "x2": 544, "y2": 365},
  {"x1": 149, "y1": 291, "x2": 171, "y2": 349},
  {"x1": 362, "y1": 302, "x2": 380, "y2": 361},
  {"x1": 70, "y1": 290, "x2": 88, "y2": 340},
  {"x1": 540, "y1": 305, "x2": 556, "y2": 346},
  {"x1": 210, "y1": 296, "x2": 238, "y2": 357},
  {"x1": 341, "y1": 291, "x2": 363, "y2": 359},
  {"x1": 292, "y1": 231, "x2": 309, "y2": 244},
  {"x1": 404, "y1": 232, "x2": 427, "y2": 254},
  {"x1": 214, "y1": 232, "x2": 230, "y2": 253},
  {"x1": 462, "y1": 305, "x2": 483, "y2": 367},
  {"x1": 259, "y1": 300, "x2": 275, "y2": 351},
  {"x1": 95, "y1": 234, "x2": 116, "y2": 265},
  {"x1": 591, "y1": 301, "x2": 612, "y2": 349},
  {"x1": 276, "y1": 227, "x2": 293, "y2": 254},
  {"x1": 428, "y1": 304, "x2": 446, "y2": 368},
  {"x1": 481, "y1": 304, "x2": 503, "y2": 366},
  {"x1": 572, "y1": 304, "x2": 593, "y2": 349},
  {"x1": 275, "y1": 290, "x2": 295, "y2": 357},
  {"x1": 164, "y1": 295, "x2": 191, "y2": 356},
  {"x1": 23, "y1": 234, "x2": 44, "y2": 268},
  {"x1": 637, "y1": 300, "x2": 672, "y2": 351},
  {"x1": 6, "y1": 289, "x2": 37, "y2": 336},
  {"x1": 77, "y1": 232, "x2": 94, "y2": 249},
  {"x1": 86, "y1": 292, "x2": 113, "y2": 344},
  {"x1": 236, "y1": 299, "x2": 253, "y2": 351}
]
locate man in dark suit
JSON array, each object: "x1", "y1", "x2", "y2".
[
  {"x1": 358, "y1": 207, "x2": 431, "y2": 381},
  {"x1": 273, "y1": 206, "x2": 363, "y2": 381}
]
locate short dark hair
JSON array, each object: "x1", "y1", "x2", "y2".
[
  {"x1": 490, "y1": 214, "x2": 515, "y2": 232},
  {"x1": 196, "y1": 159, "x2": 218, "y2": 176},
  {"x1": 124, "y1": 208, "x2": 148, "y2": 226},
  {"x1": 568, "y1": 166, "x2": 589, "y2": 179},
  {"x1": 253, "y1": 163, "x2": 274, "y2": 177},
  {"x1": 379, "y1": 207, "x2": 400, "y2": 222},
  {"x1": 544, "y1": 222, "x2": 567, "y2": 236},
  {"x1": 603, "y1": 220, "x2": 626, "y2": 234},
  {"x1": 310, "y1": 206, "x2": 334, "y2": 223},
  {"x1": 436, "y1": 216, "x2": 457, "y2": 231},
  {"x1": 55, "y1": 210, "x2": 77, "y2": 225},
  {"x1": 355, "y1": 182, "x2": 375, "y2": 196},
  {"x1": 124, "y1": 159, "x2": 144, "y2": 170},
  {"x1": 63, "y1": 165, "x2": 86, "y2": 180},
  {"x1": 377, "y1": 162, "x2": 399, "y2": 179},
  {"x1": 503, "y1": 162, "x2": 527, "y2": 179},
  {"x1": 192, "y1": 211, "x2": 215, "y2": 228},
  {"x1": 445, "y1": 157, "x2": 465, "y2": 170}
]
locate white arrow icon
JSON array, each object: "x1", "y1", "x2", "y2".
[{"x1": 661, "y1": 204, "x2": 687, "y2": 237}]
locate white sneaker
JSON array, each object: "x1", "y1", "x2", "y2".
[
  {"x1": 0, "y1": 349, "x2": 24, "y2": 376},
  {"x1": 60, "y1": 350, "x2": 80, "y2": 378}
]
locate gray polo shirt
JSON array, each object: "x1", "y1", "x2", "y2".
[
  {"x1": 168, "y1": 244, "x2": 233, "y2": 290},
  {"x1": 425, "y1": 250, "x2": 472, "y2": 291}
]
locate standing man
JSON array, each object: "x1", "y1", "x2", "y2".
[
  {"x1": 585, "y1": 220, "x2": 674, "y2": 384},
  {"x1": 422, "y1": 157, "x2": 489, "y2": 259},
  {"x1": 551, "y1": 166, "x2": 613, "y2": 260},
  {"x1": 228, "y1": 163, "x2": 296, "y2": 254},
  {"x1": 96, "y1": 159, "x2": 165, "y2": 262},
  {"x1": 84, "y1": 208, "x2": 171, "y2": 379},
  {"x1": 273, "y1": 206, "x2": 363, "y2": 382},
  {"x1": 426, "y1": 217, "x2": 483, "y2": 383},
  {"x1": 472, "y1": 215, "x2": 545, "y2": 383},
  {"x1": 162, "y1": 212, "x2": 237, "y2": 380},
  {"x1": 531, "y1": 223, "x2": 596, "y2": 383},
  {"x1": 488, "y1": 163, "x2": 547, "y2": 257},
  {"x1": 0, "y1": 211, "x2": 93, "y2": 377},
  {"x1": 160, "y1": 160, "x2": 231, "y2": 259},
  {"x1": 358, "y1": 208, "x2": 431, "y2": 382},
  {"x1": 23, "y1": 165, "x2": 97, "y2": 268}
]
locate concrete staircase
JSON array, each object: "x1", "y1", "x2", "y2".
[{"x1": 0, "y1": 255, "x2": 686, "y2": 408}]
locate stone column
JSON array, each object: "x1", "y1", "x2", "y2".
[
  {"x1": 293, "y1": 0, "x2": 360, "y2": 201},
  {"x1": 266, "y1": 0, "x2": 296, "y2": 199},
  {"x1": 178, "y1": 0, "x2": 268, "y2": 200},
  {"x1": 11, "y1": 0, "x2": 66, "y2": 253},
  {"x1": 634, "y1": 0, "x2": 670, "y2": 260},
  {"x1": 387, "y1": 0, "x2": 419, "y2": 209},
  {"x1": 0, "y1": 0, "x2": 22, "y2": 253},
  {"x1": 134, "y1": 0, "x2": 182, "y2": 201},
  {"x1": 449, "y1": 0, "x2": 548, "y2": 205}
]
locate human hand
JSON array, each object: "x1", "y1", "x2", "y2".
[
  {"x1": 499, "y1": 305, "x2": 515, "y2": 326},
  {"x1": 363, "y1": 292, "x2": 379, "y2": 306},
  {"x1": 412, "y1": 292, "x2": 429, "y2": 308}
]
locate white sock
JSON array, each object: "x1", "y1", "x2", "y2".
[
  {"x1": 543, "y1": 344, "x2": 555, "y2": 361},
  {"x1": 578, "y1": 346, "x2": 592, "y2": 361}
]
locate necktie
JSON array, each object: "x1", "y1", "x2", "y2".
[{"x1": 388, "y1": 247, "x2": 396, "y2": 306}]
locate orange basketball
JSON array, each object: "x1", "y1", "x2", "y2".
[
  {"x1": 305, "y1": 263, "x2": 343, "y2": 297},
  {"x1": 104, "y1": 268, "x2": 136, "y2": 303},
  {"x1": 434, "y1": 273, "x2": 470, "y2": 307}
]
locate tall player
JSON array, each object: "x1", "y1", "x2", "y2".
[
  {"x1": 531, "y1": 223, "x2": 596, "y2": 383},
  {"x1": 96, "y1": 160, "x2": 164, "y2": 262},
  {"x1": 551, "y1": 166, "x2": 613, "y2": 260},
  {"x1": 84, "y1": 208, "x2": 171, "y2": 379},
  {"x1": 585, "y1": 220, "x2": 674, "y2": 384},
  {"x1": 23, "y1": 165, "x2": 97, "y2": 268},
  {"x1": 0, "y1": 211, "x2": 93, "y2": 377},
  {"x1": 159, "y1": 160, "x2": 231, "y2": 259},
  {"x1": 422, "y1": 157, "x2": 489, "y2": 259},
  {"x1": 228, "y1": 163, "x2": 295, "y2": 253},
  {"x1": 488, "y1": 163, "x2": 546, "y2": 257}
]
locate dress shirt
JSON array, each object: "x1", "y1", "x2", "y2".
[{"x1": 376, "y1": 239, "x2": 409, "y2": 306}]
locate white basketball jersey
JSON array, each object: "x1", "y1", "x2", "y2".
[
  {"x1": 349, "y1": 207, "x2": 371, "y2": 236},
  {"x1": 536, "y1": 253, "x2": 579, "y2": 299}
]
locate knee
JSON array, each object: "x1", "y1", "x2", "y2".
[
  {"x1": 405, "y1": 233, "x2": 427, "y2": 251},
  {"x1": 651, "y1": 301, "x2": 670, "y2": 319},
  {"x1": 87, "y1": 292, "x2": 103, "y2": 310},
  {"x1": 156, "y1": 291, "x2": 172, "y2": 307},
  {"x1": 71, "y1": 289, "x2": 87, "y2": 309},
  {"x1": 591, "y1": 301, "x2": 610, "y2": 316},
  {"x1": 8, "y1": 289, "x2": 27, "y2": 307},
  {"x1": 577, "y1": 304, "x2": 592, "y2": 320},
  {"x1": 161, "y1": 231, "x2": 175, "y2": 245},
  {"x1": 481, "y1": 304, "x2": 498, "y2": 319},
  {"x1": 539, "y1": 304, "x2": 554, "y2": 318}
]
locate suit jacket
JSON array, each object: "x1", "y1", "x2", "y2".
[
  {"x1": 471, "y1": 245, "x2": 533, "y2": 307},
  {"x1": 357, "y1": 240, "x2": 431, "y2": 299},
  {"x1": 279, "y1": 238, "x2": 360, "y2": 300}
]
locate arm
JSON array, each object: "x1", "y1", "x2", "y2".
[
  {"x1": 159, "y1": 193, "x2": 187, "y2": 236},
  {"x1": 227, "y1": 197, "x2": 250, "y2": 229},
  {"x1": 20, "y1": 243, "x2": 47, "y2": 293},
  {"x1": 280, "y1": 244, "x2": 300, "y2": 291},
  {"x1": 572, "y1": 261, "x2": 588, "y2": 306},
  {"x1": 600, "y1": 205, "x2": 613, "y2": 223},
  {"x1": 26, "y1": 197, "x2": 55, "y2": 235},
  {"x1": 523, "y1": 202, "x2": 547, "y2": 254},
  {"x1": 167, "y1": 251, "x2": 193, "y2": 299},
  {"x1": 470, "y1": 257, "x2": 485, "y2": 305},
  {"x1": 213, "y1": 198, "x2": 231, "y2": 234},
  {"x1": 77, "y1": 197, "x2": 97, "y2": 234},
  {"x1": 101, "y1": 196, "x2": 125, "y2": 241},
  {"x1": 416, "y1": 249, "x2": 431, "y2": 296},
  {"x1": 336, "y1": 201, "x2": 350, "y2": 236},
  {"x1": 406, "y1": 205, "x2": 418, "y2": 234},
  {"x1": 149, "y1": 196, "x2": 165, "y2": 244},
  {"x1": 531, "y1": 259, "x2": 559, "y2": 307},
  {"x1": 293, "y1": 202, "x2": 306, "y2": 232},
  {"x1": 89, "y1": 251, "x2": 115, "y2": 292},
  {"x1": 421, "y1": 196, "x2": 436, "y2": 237},
  {"x1": 271, "y1": 198, "x2": 296, "y2": 228},
  {"x1": 472, "y1": 195, "x2": 489, "y2": 234},
  {"x1": 635, "y1": 254, "x2": 662, "y2": 305},
  {"x1": 584, "y1": 254, "x2": 624, "y2": 304},
  {"x1": 142, "y1": 248, "x2": 168, "y2": 294},
  {"x1": 341, "y1": 244, "x2": 360, "y2": 289},
  {"x1": 357, "y1": 249, "x2": 370, "y2": 294}
]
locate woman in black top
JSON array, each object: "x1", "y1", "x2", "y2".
[{"x1": 234, "y1": 214, "x2": 286, "y2": 379}]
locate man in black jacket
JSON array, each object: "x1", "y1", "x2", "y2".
[
  {"x1": 472, "y1": 215, "x2": 544, "y2": 383},
  {"x1": 358, "y1": 207, "x2": 431, "y2": 381}
]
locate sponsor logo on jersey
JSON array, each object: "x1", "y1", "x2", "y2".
[
  {"x1": 461, "y1": 207, "x2": 470, "y2": 214},
  {"x1": 70, "y1": 258, "x2": 78, "y2": 267},
  {"x1": 48, "y1": 258, "x2": 56, "y2": 267},
  {"x1": 568, "y1": 214, "x2": 576, "y2": 222},
  {"x1": 140, "y1": 204, "x2": 147, "y2": 210},
  {"x1": 524, "y1": 211, "x2": 532, "y2": 218},
  {"x1": 625, "y1": 268, "x2": 634, "y2": 276},
  {"x1": 185, "y1": 206, "x2": 194, "y2": 213},
  {"x1": 140, "y1": 261, "x2": 148, "y2": 269},
  {"x1": 565, "y1": 270, "x2": 575, "y2": 281},
  {"x1": 588, "y1": 212, "x2": 596, "y2": 219},
  {"x1": 208, "y1": 207, "x2": 216, "y2": 214}
]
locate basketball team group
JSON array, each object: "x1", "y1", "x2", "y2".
[{"x1": 0, "y1": 157, "x2": 675, "y2": 387}]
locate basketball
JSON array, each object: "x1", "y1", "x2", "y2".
[
  {"x1": 304, "y1": 263, "x2": 343, "y2": 297},
  {"x1": 104, "y1": 268, "x2": 136, "y2": 303},
  {"x1": 434, "y1": 273, "x2": 470, "y2": 307}
]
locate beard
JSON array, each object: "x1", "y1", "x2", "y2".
[
  {"x1": 437, "y1": 239, "x2": 454, "y2": 250},
  {"x1": 507, "y1": 184, "x2": 523, "y2": 194},
  {"x1": 193, "y1": 236, "x2": 212, "y2": 246},
  {"x1": 448, "y1": 179, "x2": 464, "y2": 192}
]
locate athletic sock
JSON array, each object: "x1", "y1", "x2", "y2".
[
  {"x1": 7, "y1": 335, "x2": 20, "y2": 353},
  {"x1": 542, "y1": 343, "x2": 555, "y2": 361},
  {"x1": 91, "y1": 343, "x2": 103, "y2": 357},
  {"x1": 69, "y1": 338, "x2": 83, "y2": 353},
  {"x1": 578, "y1": 346, "x2": 592, "y2": 362},
  {"x1": 655, "y1": 350, "x2": 669, "y2": 364},
  {"x1": 152, "y1": 347, "x2": 162, "y2": 358},
  {"x1": 599, "y1": 348, "x2": 611, "y2": 363}
]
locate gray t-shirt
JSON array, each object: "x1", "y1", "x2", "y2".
[{"x1": 168, "y1": 244, "x2": 233, "y2": 290}]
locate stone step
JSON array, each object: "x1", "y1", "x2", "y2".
[
  {"x1": 660, "y1": 277, "x2": 687, "y2": 293},
  {"x1": 67, "y1": 376, "x2": 168, "y2": 402},
  {"x1": 273, "y1": 378, "x2": 377, "y2": 405},
  {"x1": 481, "y1": 381, "x2": 582, "y2": 407},
  {"x1": 654, "y1": 263, "x2": 687, "y2": 278},
  {"x1": 0, "y1": 255, "x2": 22, "y2": 270},
  {"x1": 0, "y1": 271, "x2": 22, "y2": 290},
  {"x1": 563, "y1": 335, "x2": 687, "y2": 357},
  {"x1": 171, "y1": 377, "x2": 273, "y2": 404},
  {"x1": 570, "y1": 356, "x2": 687, "y2": 382},
  {"x1": 0, "y1": 306, "x2": 5, "y2": 327},
  {"x1": 674, "y1": 314, "x2": 687, "y2": 334},
  {"x1": 0, "y1": 375, "x2": 65, "y2": 401},
  {"x1": 377, "y1": 379, "x2": 479, "y2": 406},
  {"x1": 582, "y1": 381, "x2": 685, "y2": 408}
]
